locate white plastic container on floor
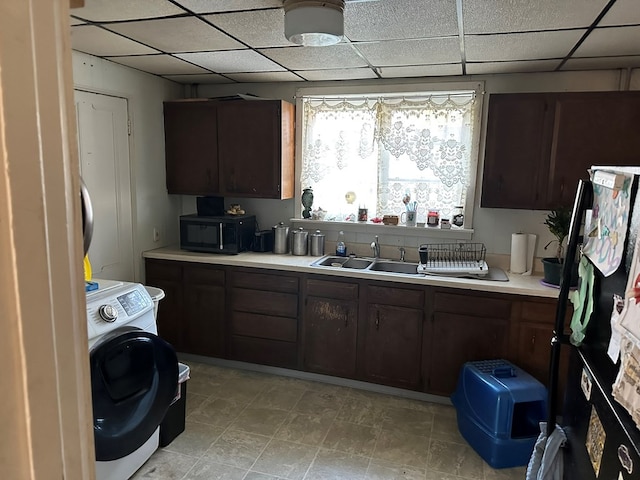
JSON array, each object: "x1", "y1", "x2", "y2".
[{"x1": 144, "y1": 285, "x2": 165, "y2": 320}]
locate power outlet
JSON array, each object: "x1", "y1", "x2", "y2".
[{"x1": 153, "y1": 228, "x2": 160, "y2": 242}]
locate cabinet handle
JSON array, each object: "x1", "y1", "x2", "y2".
[
  {"x1": 344, "y1": 306, "x2": 348, "y2": 327},
  {"x1": 375, "y1": 311, "x2": 380, "y2": 330},
  {"x1": 531, "y1": 335, "x2": 536, "y2": 346}
]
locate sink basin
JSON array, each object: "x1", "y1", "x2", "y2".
[
  {"x1": 343, "y1": 258, "x2": 373, "y2": 269},
  {"x1": 311, "y1": 256, "x2": 372, "y2": 270},
  {"x1": 369, "y1": 261, "x2": 420, "y2": 275}
]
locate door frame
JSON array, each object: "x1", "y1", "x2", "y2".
[{"x1": 0, "y1": 0, "x2": 95, "y2": 478}]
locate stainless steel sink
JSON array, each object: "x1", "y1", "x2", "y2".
[
  {"x1": 368, "y1": 261, "x2": 420, "y2": 275},
  {"x1": 311, "y1": 256, "x2": 373, "y2": 269},
  {"x1": 311, "y1": 255, "x2": 418, "y2": 274}
]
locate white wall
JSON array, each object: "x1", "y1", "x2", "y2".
[
  {"x1": 190, "y1": 68, "x2": 640, "y2": 259},
  {"x1": 72, "y1": 51, "x2": 183, "y2": 281}
]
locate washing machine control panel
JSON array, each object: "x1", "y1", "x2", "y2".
[
  {"x1": 86, "y1": 282, "x2": 154, "y2": 344},
  {"x1": 116, "y1": 289, "x2": 148, "y2": 316}
]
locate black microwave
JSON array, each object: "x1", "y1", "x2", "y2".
[{"x1": 180, "y1": 214, "x2": 256, "y2": 254}]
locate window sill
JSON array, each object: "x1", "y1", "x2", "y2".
[{"x1": 290, "y1": 219, "x2": 474, "y2": 241}]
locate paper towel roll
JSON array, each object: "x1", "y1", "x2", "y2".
[{"x1": 510, "y1": 233, "x2": 528, "y2": 274}]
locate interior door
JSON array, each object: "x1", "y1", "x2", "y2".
[{"x1": 75, "y1": 90, "x2": 134, "y2": 281}]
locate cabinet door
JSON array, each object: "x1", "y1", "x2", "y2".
[
  {"x1": 481, "y1": 93, "x2": 554, "y2": 209},
  {"x1": 304, "y1": 296, "x2": 358, "y2": 378},
  {"x1": 429, "y1": 313, "x2": 510, "y2": 395},
  {"x1": 548, "y1": 92, "x2": 640, "y2": 207},
  {"x1": 217, "y1": 100, "x2": 294, "y2": 199},
  {"x1": 145, "y1": 259, "x2": 184, "y2": 351},
  {"x1": 163, "y1": 101, "x2": 219, "y2": 195},
  {"x1": 364, "y1": 304, "x2": 422, "y2": 390},
  {"x1": 183, "y1": 264, "x2": 225, "y2": 357}
]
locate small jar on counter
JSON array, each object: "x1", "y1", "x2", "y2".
[{"x1": 427, "y1": 209, "x2": 440, "y2": 227}]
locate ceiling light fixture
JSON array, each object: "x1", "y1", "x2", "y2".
[{"x1": 284, "y1": 0, "x2": 345, "y2": 47}]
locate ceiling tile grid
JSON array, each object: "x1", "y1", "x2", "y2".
[
  {"x1": 105, "y1": 17, "x2": 245, "y2": 53},
  {"x1": 68, "y1": 0, "x2": 640, "y2": 85}
]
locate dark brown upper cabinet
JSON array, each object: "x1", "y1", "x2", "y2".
[
  {"x1": 481, "y1": 91, "x2": 640, "y2": 210},
  {"x1": 164, "y1": 100, "x2": 219, "y2": 195},
  {"x1": 163, "y1": 98, "x2": 295, "y2": 199}
]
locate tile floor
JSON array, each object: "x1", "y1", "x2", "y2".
[{"x1": 133, "y1": 361, "x2": 526, "y2": 480}]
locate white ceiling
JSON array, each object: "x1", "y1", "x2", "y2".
[{"x1": 69, "y1": 0, "x2": 640, "y2": 84}]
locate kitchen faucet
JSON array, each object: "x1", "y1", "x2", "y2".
[{"x1": 370, "y1": 235, "x2": 380, "y2": 258}]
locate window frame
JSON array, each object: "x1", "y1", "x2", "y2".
[{"x1": 293, "y1": 81, "x2": 485, "y2": 230}]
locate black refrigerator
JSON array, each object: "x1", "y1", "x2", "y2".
[{"x1": 553, "y1": 166, "x2": 640, "y2": 478}]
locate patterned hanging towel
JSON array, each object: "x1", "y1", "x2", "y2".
[
  {"x1": 583, "y1": 172, "x2": 633, "y2": 277},
  {"x1": 569, "y1": 256, "x2": 595, "y2": 346}
]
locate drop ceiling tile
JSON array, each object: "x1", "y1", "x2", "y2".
[
  {"x1": 355, "y1": 38, "x2": 461, "y2": 66},
  {"x1": 466, "y1": 60, "x2": 561, "y2": 75},
  {"x1": 259, "y1": 44, "x2": 367, "y2": 70},
  {"x1": 162, "y1": 73, "x2": 235, "y2": 84},
  {"x1": 465, "y1": 30, "x2": 584, "y2": 62},
  {"x1": 562, "y1": 56, "x2": 640, "y2": 71},
  {"x1": 107, "y1": 55, "x2": 210, "y2": 75},
  {"x1": 174, "y1": 0, "x2": 282, "y2": 14},
  {"x1": 345, "y1": 0, "x2": 458, "y2": 41},
  {"x1": 71, "y1": 26, "x2": 159, "y2": 56},
  {"x1": 71, "y1": 0, "x2": 185, "y2": 22},
  {"x1": 205, "y1": 10, "x2": 289, "y2": 48},
  {"x1": 176, "y1": 50, "x2": 286, "y2": 73},
  {"x1": 463, "y1": 0, "x2": 608, "y2": 34},
  {"x1": 574, "y1": 26, "x2": 640, "y2": 57},
  {"x1": 225, "y1": 72, "x2": 303, "y2": 82},
  {"x1": 296, "y1": 68, "x2": 378, "y2": 81},
  {"x1": 378, "y1": 64, "x2": 462, "y2": 78},
  {"x1": 600, "y1": 0, "x2": 640, "y2": 26},
  {"x1": 106, "y1": 17, "x2": 244, "y2": 53}
]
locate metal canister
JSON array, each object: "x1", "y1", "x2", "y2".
[
  {"x1": 273, "y1": 222, "x2": 289, "y2": 254},
  {"x1": 291, "y1": 227, "x2": 309, "y2": 255},
  {"x1": 309, "y1": 230, "x2": 325, "y2": 256}
]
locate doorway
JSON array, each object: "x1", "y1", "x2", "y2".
[{"x1": 75, "y1": 90, "x2": 134, "y2": 281}]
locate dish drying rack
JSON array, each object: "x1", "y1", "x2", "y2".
[{"x1": 417, "y1": 243, "x2": 489, "y2": 276}]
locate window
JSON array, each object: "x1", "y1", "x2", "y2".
[{"x1": 299, "y1": 88, "x2": 481, "y2": 227}]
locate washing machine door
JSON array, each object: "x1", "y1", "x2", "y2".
[{"x1": 90, "y1": 328, "x2": 178, "y2": 461}]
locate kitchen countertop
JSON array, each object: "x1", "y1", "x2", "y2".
[{"x1": 143, "y1": 246, "x2": 561, "y2": 299}]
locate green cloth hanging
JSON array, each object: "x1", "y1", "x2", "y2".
[{"x1": 569, "y1": 256, "x2": 595, "y2": 346}]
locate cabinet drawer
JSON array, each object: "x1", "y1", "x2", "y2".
[
  {"x1": 306, "y1": 279, "x2": 358, "y2": 300},
  {"x1": 230, "y1": 270, "x2": 298, "y2": 293},
  {"x1": 145, "y1": 259, "x2": 182, "y2": 281},
  {"x1": 230, "y1": 311, "x2": 297, "y2": 342},
  {"x1": 367, "y1": 285, "x2": 424, "y2": 309},
  {"x1": 434, "y1": 291, "x2": 511, "y2": 318},
  {"x1": 230, "y1": 288, "x2": 298, "y2": 317},
  {"x1": 183, "y1": 264, "x2": 224, "y2": 286},
  {"x1": 230, "y1": 336, "x2": 298, "y2": 369}
]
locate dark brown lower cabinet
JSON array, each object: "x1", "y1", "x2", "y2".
[
  {"x1": 303, "y1": 279, "x2": 358, "y2": 378},
  {"x1": 145, "y1": 259, "x2": 565, "y2": 400},
  {"x1": 145, "y1": 259, "x2": 184, "y2": 351},
  {"x1": 429, "y1": 290, "x2": 512, "y2": 395},
  {"x1": 363, "y1": 285, "x2": 424, "y2": 390},
  {"x1": 183, "y1": 264, "x2": 225, "y2": 357},
  {"x1": 145, "y1": 259, "x2": 225, "y2": 356},
  {"x1": 228, "y1": 269, "x2": 299, "y2": 368}
]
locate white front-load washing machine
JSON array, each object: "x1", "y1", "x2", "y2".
[{"x1": 86, "y1": 279, "x2": 177, "y2": 480}]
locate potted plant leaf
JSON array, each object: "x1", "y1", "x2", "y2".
[{"x1": 541, "y1": 206, "x2": 575, "y2": 286}]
